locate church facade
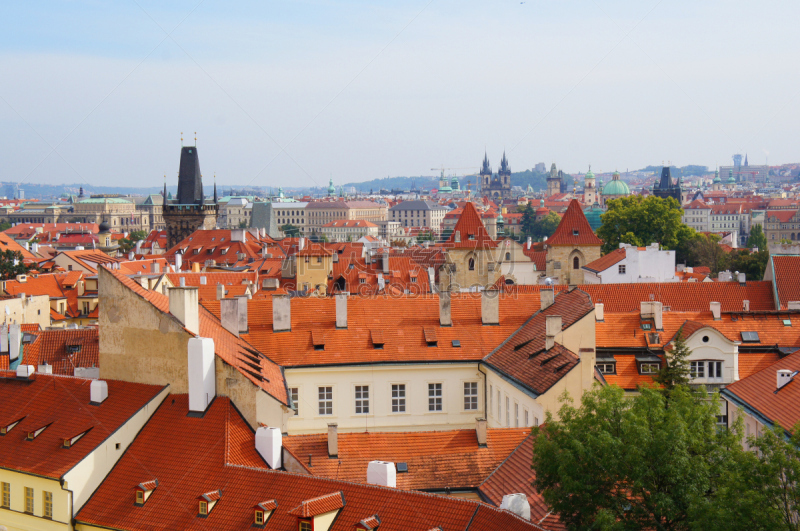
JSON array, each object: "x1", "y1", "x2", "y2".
[{"x1": 480, "y1": 152, "x2": 513, "y2": 200}]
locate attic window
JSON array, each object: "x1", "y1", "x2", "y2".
[
  {"x1": 784, "y1": 319, "x2": 792, "y2": 327},
  {"x1": 741, "y1": 331, "x2": 760, "y2": 343},
  {"x1": 641, "y1": 323, "x2": 652, "y2": 331},
  {"x1": 27, "y1": 423, "x2": 51, "y2": 441},
  {"x1": 66, "y1": 343, "x2": 82, "y2": 354},
  {"x1": 370, "y1": 330, "x2": 385, "y2": 349},
  {"x1": 198, "y1": 490, "x2": 221, "y2": 517},
  {"x1": 134, "y1": 480, "x2": 158, "y2": 506},
  {"x1": 0, "y1": 416, "x2": 25, "y2": 435},
  {"x1": 253, "y1": 500, "x2": 276, "y2": 527},
  {"x1": 572, "y1": 229, "x2": 579, "y2": 236},
  {"x1": 193, "y1": 248, "x2": 200, "y2": 255},
  {"x1": 221, "y1": 248, "x2": 228, "y2": 255},
  {"x1": 452, "y1": 339, "x2": 461, "y2": 348},
  {"x1": 423, "y1": 327, "x2": 438, "y2": 347},
  {"x1": 396, "y1": 462, "x2": 408, "y2": 473},
  {"x1": 62, "y1": 427, "x2": 92, "y2": 448}
]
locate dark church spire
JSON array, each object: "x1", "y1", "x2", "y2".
[
  {"x1": 176, "y1": 146, "x2": 204, "y2": 205},
  {"x1": 481, "y1": 152, "x2": 491, "y2": 175},
  {"x1": 499, "y1": 151, "x2": 510, "y2": 175},
  {"x1": 213, "y1": 174, "x2": 218, "y2": 204}
]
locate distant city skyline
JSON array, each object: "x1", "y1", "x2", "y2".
[{"x1": 1, "y1": 1, "x2": 798, "y2": 189}]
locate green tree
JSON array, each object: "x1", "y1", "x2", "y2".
[
  {"x1": 0, "y1": 250, "x2": 33, "y2": 280},
  {"x1": 532, "y1": 385, "x2": 742, "y2": 531},
  {"x1": 686, "y1": 233, "x2": 729, "y2": 275},
  {"x1": 531, "y1": 211, "x2": 560, "y2": 241},
  {"x1": 439, "y1": 228, "x2": 453, "y2": 242},
  {"x1": 746, "y1": 224, "x2": 767, "y2": 251},
  {"x1": 238, "y1": 220, "x2": 249, "y2": 228},
  {"x1": 654, "y1": 329, "x2": 691, "y2": 397},
  {"x1": 118, "y1": 230, "x2": 149, "y2": 253},
  {"x1": 521, "y1": 202, "x2": 537, "y2": 238},
  {"x1": 0, "y1": 220, "x2": 11, "y2": 232},
  {"x1": 281, "y1": 224, "x2": 301, "y2": 237},
  {"x1": 728, "y1": 249, "x2": 770, "y2": 281},
  {"x1": 597, "y1": 195, "x2": 695, "y2": 255},
  {"x1": 416, "y1": 230, "x2": 436, "y2": 242}
]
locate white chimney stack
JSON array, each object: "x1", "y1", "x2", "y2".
[
  {"x1": 90, "y1": 380, "x2": 108, "y2": 404},
  {"x1": 481, "y1": 288, "x2": 500, "y2": 325},
  {"x1": 788, "y1": 301, "x2": 800, "y2": 310},
  {"x1": 216, "y1": 283, "x2": 225, "y2": 300},
  {"x1": 737, "y1": 272, "x2": 746, "y2": 284},
  {"x1": 545, "y1": 315, "x2": 561, "y2": 351},
  {"x1": 454, "y1": 230, "x2": 461, "y2": 243},
  {"x1": 255, "y1": 427, "x2": 282, "y2": 469},
  {"x1": 500, "y1": 493, "x2": 531, "y2": 521},
  {"x1": 38, "y1": 363, "x2": 52, "y2": 374},
  {"x1": 328, "y1": 423, "x2": 338, "y2": 457},
  {"x1": 367, "y1": 461, "x2": 396, "y2": 488},
  {"x1": 595, "y1": 303, "x2": 604, "y2": 321},
  {"x1": 169, "y1": 287, "x2": 200, "y2": 335},
  {"x1": 272, "y1": 294, "x2": 291, "y2": 332},
  {"x1": 382, "y1": 252, "x2": 389, "y2": 274},
  {"x1": 179, "y1": 277, "x2": 186, "y2": 287},
  {"x1": 298, "y1": 237, "x2": 306, "y2": 251},
  {"x1": 9, "y1": 324, "x2": 20, "y2": 362},
  {"x1": 188, "y1": 337, "x2": 215, "y2": 413},
  {"x1": 335, "y1": 293, "x2": 347, "y2": 329},
  {"x1": 710, "y1": 301, "x2": 721, "y2": 320},
  {"x1": 439, "y1": 291, "x2": 452, "y2": 327},
  {"x1": 540, "y1": 289, "x2": 554, "y2": 310},
  {"x1": 777, "y1": 369, "x2": 793, "y2": 390},
  {"x1": 476, "y1": 418, "x2": 487, "y2": 447},
  {"x1": 16, "y1": 364, "x2": 34, "y2": 379},
  {"x1": 200, "y1": 276, "x2": 207, "y2": 285},
  {"x1": 0, "y1": 324, "x2": 8, "y2": 353},
  {"x1": 175, "y1": 253, "x2": 183, "y2": 271},
  {"x1": 527, "y1": 236, "x2": 532, "y2": 249},
  {"x1": 743, "y1": 300, "x2": 750, "y2": 312}
]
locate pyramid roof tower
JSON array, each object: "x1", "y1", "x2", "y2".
[
  {"x1": 445, "y1": 202, "x2": 497, "y2": 248},
  {"x1": 547, "y1": 199, "x2": 603, "y2": 246}
]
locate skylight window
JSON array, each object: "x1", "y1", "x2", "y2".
[
  {"x1": 784, "y1": 319, "x2": 792, "y2": 327},
  {"x1": 573, "y1": 229, "x2": 579, "y2": 236},
  {"x1": 741, "y1": 331, "x2": 760, "y2": 343}
]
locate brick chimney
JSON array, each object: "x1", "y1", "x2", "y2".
[
  {"x1": 476, "y1": 418, "x2": 487, "y2": 447},
  {"x1": 481, "y1": 288, "x2": 499, "y2": 325},
  {"x1": 545, "y1": 315, "x2": 561, "y2": 350},
  {"x1": 439, "y1": 291, "x2": 452, "y2": 327},
  {"x1": 272, "y1": 294, "x2": 291, "y2": 332}
]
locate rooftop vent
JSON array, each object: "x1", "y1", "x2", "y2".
[
  {"x1": 367, "y1": 461, "x2": 396, "y2": 488},
  {"x1": 777, "y1": 369, "x2": 795, "y2": 390},
  {"x1": 90, "y1": 380, "x2": 108, "y2": 405}
]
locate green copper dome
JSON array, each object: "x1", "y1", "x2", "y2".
[
  {"x1": 603, "y1": 178, "x2": 630, "y2": 196},
  {"x1": 713, "y1": 169, "x2": 721, "y2": 183},
  {"x1": 539, "y1": 198, "x2": 545, "y2": 207},
  {"x1": 584, "y1": 204, "x2": 604, "y2": 231},
  {"x1": 726, "y1": 169, "x2": 735, "y2": 184},
  {"x1": 585, "y1": 166, "x2": 595, "y2": 180},
  {"x1": 497, "y1": 213, "x2": 504, "y2": 224},
  {"x1": 327, "y1": 178, "x2": 335, "y2": 196}
]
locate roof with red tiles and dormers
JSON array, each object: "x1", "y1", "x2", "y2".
[
  {"x1": 445, "y1": 202, "x2": 497, "y2": 249},
  {"x1": 770, "y1": 255, "x2": 800, "y2": 310},
  {"x1": 23, "y1": 328, "x2": 99, "y2": 376},
  {"x1": 0, "y1": 375, "x2": 165, "y2": 480},
  {"x1": 75, "y1": 395, "x2": 551, "y2": 531},
  {"x1": 545, "y1": 200, "x2": 602, "y2": 246},
  {"x1": 722, "y1": 350, "x2": 800, "y2": 435}
]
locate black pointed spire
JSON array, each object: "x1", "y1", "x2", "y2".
[
  {"x1": 744, "y1": 153, "x2": 749, "y2": 167},
  {"x1": 213, "y1": 175, "x2": 218, "y2": 204},
  {"x1": 481, "y1": 152, "x2": 491, "y2": 175},
  {"x1": 499, "y1": 151, "x2": 510, "y2": 175},
  {"x1": 163, "y1": 176, "x2": 167, "y2": 202},
  {"x1": 176, "y1": 146, "x2": 204, "y2": 205}
]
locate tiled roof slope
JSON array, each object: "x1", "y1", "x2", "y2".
[
  {"x1": 75, "y1": 395, "x2": 550, "y2": 531},
  {"x1": 480, "y1": 435, "x2": 564, "y2": 531},
  {"x1": 166, "y1": 271, "x2": 258, "y2": 300},
  {"x1": 328, "y1": 255, "x2": 430, "y2": 296},
  {"x1": 600, "y1": 354, "x2": 663, "y2": 391},
  {"x1": 3, "y1": 271, "x2": 85, "y2": 318},
  {"x1": 723, "y1": 350, "x2": 800, "y2": 434},
  {"x1": 282, "y1": 428, "x2": 530, "y2": 490},
  {"x1": 0, "y1": 375, "x2": 164, "y2": 479},
  {"x1": 500, "y1": 281, "x2": 775, "y2": 312},
  {"x1": 484, "y1": 289, "x2": 594, "y2": 396},
  {"x1": 203, "y1": 294, "x2": 539, "y2": 367},
  {"x1": 771, "y1": 255, "x2": 800, "y2": 309},
  {"x1": 445, "y1": 202, "x2": 497, "y2": 249},
  {"x1": 0, "y1": 231, "x2": 37, "y2": 260},
  {"x1": 102, "y1": 267, "x2": 287, "y2": 405},
  {"x1": 582, "y1": 248, "x2": 626, "y2": 273},
  {"x1": 24, "y1": 328, "x2": 99, "y2": 375},
  {"x1": 546, "y1": 200, "x2": 602, "y2": 246}
]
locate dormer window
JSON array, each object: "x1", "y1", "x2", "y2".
[
  {"x1": 1, "y1": 416, "x2": 25, "y2": 435},
  {"x1": 62, "y1": 427, "x2": 92, "y2": 448},
  {"x1": 134, "y1": 480, "x2": 158, "y2": 506},
  {"x1": 27, "y1": 423, "x2": 51, "y2": 441},
  {"x1": 572, "y1": 229, "x2": 579, "y2": 236},
  {"x1": 198, "y1": 490, "x2": 221, "y2": 517},
  {"x1": 253, "y1": 500, "x2": 276, "y2": 527},
  {"x1": 640, "y1": 363, "x2": 660, "y2": 374}
]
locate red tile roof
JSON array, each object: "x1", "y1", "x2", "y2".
[
  {"x1": 0, "y1": 375, "x2": 164, "y2": 479},
  {"x1": 166, "y1": 271, "x2": 258, "y2": 300},
  {"x1": 445, "y1": 202, "x2": 497, "y2": 249},
  {"x1": 282, "y1": 428, "x2": 530, "y2": 490},
  {"x1": 164, "y1": 229, "x2": 272, "y2": 270},
  {"x1": 23, "y1": 328, "x2": 99, "y2": 375},
  {"x1": 75, "y1": 395, "x2": 550, "y2": 531},
  {"x1": 328, "y1": 255, "x2": 430, "y2": 296},
  {"x1": 3, "y1": 271, "x2": 88, "y2": 319},
  {"x1": 583, "y1": 248, "x2": 626, "y2": 273},
  {"x1": 484, "y1": 289, "x2": 594, "y2": 395},
  {"x1": 771, "y1": 255, "x2": 800, "y2": 310},
  {"x1": 288, "y1": 491, "x2": 345, "y2": 517},
  {"x1": 546, "y1": 200, "x2": 602, "y2": 246},
  {"x1": 723, "y1": 350, "x2": 800, "y2": 434},
  {"x1": 0, "y1": 232, "x2": 37, "y2": 260}
]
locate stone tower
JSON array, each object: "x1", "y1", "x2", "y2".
[
  {"x1": 162, "y1": 145, "x2": 219, "y2": 250},
  {"x1": 546, "y1": 164, "x2": 561, "y2": 197},
  {"x1": 544, "y1": 199, "x2": 602, "y2": 285},
  {"x1": 480, "y1": 152, "x2": 492, "y2": 191},
  {"x1": 652, "y1": 166, "x2": 682, "y2": 204},
  {"x1": 583, "y1": 166, "x2": 596, "y2": 206}
]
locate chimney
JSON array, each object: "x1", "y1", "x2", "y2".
[
  {"x1": 777, "y1": 369, "x2": 793, "y2": 390},
  {"x1": 500, "y1": 494, "x2": 531, "y2": 521},
  {"x1": 16, "y1": 365, "x2": 34, "y2": 379},
  {"x1": 216, "y1": 283, "x2": 225, "y2": 300},
  {"x1": 653, "y1": 301, "x2": 663, "y2": 331},
  {"x1": 169, "y1": 287, "x2": 200, "y2": 335},
  {"x1": 439, "y1": 291, "x2": 452, "y2": 327},
  {"x1": 128, "y1": 251, "x2": 135, "y2": 260},
  {"x1": 476, "y1": 418, "x2": 487, "y2": 447},
  {"x1": 231, "y1": 229, "x2": 247, "y2": 243},
  {"x1": 220, "y1": 298, "x2": 240, "y2": 337},
  {"x1": 327, "y1": 423, "x2": 338, "y2": 457},
  {"x1": 0, "y1": 325, "x2": 7, "y2": 354},
  {"x1": 540, "y1": 288, "x2": 554, "y2": 310},
  {"x1": 192, "y1": 262, "x2": 201, "y2": 273},
  {"x1": 38, "y1": 363, "x2": 52, "y2": 374},
  {"x1": 737, "y1": 272, "x2": 746, "y2": 284},
  {"x1": 298, "y1": 237, "x2": 306, "y2": 251},
  {"x1": 179, "y1": 277, "x2": 186, "y2": 287},
  {"x1": 255, "y1": 427, "x2": 282, "y2": 469},
  {"x1": 594, "y1": 303, "x2": 604, "y2": 322},
  {"x1": 200, "y1": 276, "x2": 207, "y2": 285},
  {"x1": 743, "y1": 300, "x2": 750, "y2": 312},
  {"x1": 367, "y1": 461, "x2": 396, "y2": 488},
  {"x1": 188, "y1": 337, "x2": 215, "y2": 413},
  {"x1": 332, "y1": 252, "x2": 338, "y2": 263},
  {"x1": 710, "y1": 301, "x2": 721, "y2": 320},
  {"x1": 481, "y1": 288, "x2": 499, "y2": 325},
  {"x1": 272, "y1": 294, "x2": 291, "y2": 332},
  {"x1": 135, "y1": 240, "x2": 143, "y2": 254},
  {"x1": 9, "y1": 324, "x2": 20, "y2": 362},
  {"x1": 90, "y1": 380, "x2": 108, "y2": 404},
  {"x1": 454, "y1": 230, "x2": 461, "y2": 243},
  {"x1": 335, "y1": 293, "x2": 347, "y2": 329},
  {"x1": 175, "y1": 253, "x2": 183, "y2": 271},
  {"x1": 788, "y1": 301, "x2": 800, "y2": 310},
  {"x1": 527, "y1": 236, "x2": 532, "y2": 249},
  {"x1": 545, "y1": 315, "x2": 562, "y2": 350},
  {"x1": 382, "y1": 252, "x2": 389, "y2": 274}
]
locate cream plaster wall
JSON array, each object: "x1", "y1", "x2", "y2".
[
  {"x1": 0, "y1": 294, "x2": 50, "y2": 329},
  {"x1": 0, "y1": 471, "x2": 70, "y2": 531},
  {"x1": 683, "y1": 328, "x2": 739, "y2": 384}
]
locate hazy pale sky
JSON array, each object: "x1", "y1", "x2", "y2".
[{"x1": 1, "y1": 0, "x2": 798, "y2": 189}]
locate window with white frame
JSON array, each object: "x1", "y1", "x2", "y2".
[
  {"x1": 489, "y1": 385, "x2": 493, "y2": 416},
  {"x1": 318, "y1": 386, "x2": 333, "y2": 415},
  {"x1": 618, "y1": 264, "x2": 626, "y2": 274},
  {"x1": 515, "y1": 402, "x2": 519, "y2": 428},
  {"x1": 464, "y1": 382, "x2": 478, "y2": 410},
  {"x1": 597, "y1": 363, "x2": 616, "y2": 374},
  {"x1": 690, "y1": 361, "x2": 705, "y2": 378},
  {"x1": 428, "y1": 383, "x2": 443, "y2": 411},
  {"x1": 497, "y1": 390, "x2": 501, "y2": 418},
  {"x1": 391, "y1": 384, "x2": 406, "y2": 413},
  {"x1": 505, "y1": 397, "x2": 510, "y2": 427},
  {"x1": 524, "y1": 408, "x2": 529, "y2": 427},
  {"x1": 355, "y1": 385, "x2": 370, "y2": 414},
  {"x1": 290, "y1": 388, "x2": 299, "y2": 416},
  {"x1": 708, "y1": 361, "x2": 723, "y2": 379},
  {"x1": 640, "y1": 363, "x2": 660, "y2": 374}
]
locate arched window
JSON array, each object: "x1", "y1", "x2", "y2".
[
  {"x1": 505, "y1": 252, "x2": 511, "y2": 261},
  {"x1": 573, "y1": 256, "x2": 580, "y2": 269},
  {"x1": 469, "y1": 258, "x2": 475, "y2": 271}
]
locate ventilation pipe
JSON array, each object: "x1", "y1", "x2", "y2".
[
  {"x1": 90, "y1": 380, "x2": 108, "y2": 404},
  {"x1": 272, "y1": 294, "x2": 291, "y2": 332},
  {"x1": 367, "y1": 461, "x2": 396, "y2": 488},
  {"x1": 481, "y1": 288, "x2": 499, "y2": 325}
]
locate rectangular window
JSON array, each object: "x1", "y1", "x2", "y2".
[
  {"x1": 597, "y1": 363, "x2": 616, "y2": 374},
  {"x1": 690, "y1": 361, "x2": 705, "y2": 378},
  {"x1": 43, "y1": 491, "x2": 52, "y2": 519},
  {"x1": 524, "y1": 409, "x2": 529, "y2": 427},
  {"x1": 489, "y1": 385, "x2": 493, "y2": 416},
  {"x1": 708, "y1": 361, "x2": 723, "y2": 379},
  {"x1": 505, "y1": 397, "x2": 510, "y2": 427},
  {"x1": 515, "y1": 403, "x2": 519, "y2": 428},
  {"x1": 25, "y1": 486, "x2": 34, "y2": 514},
  {"x1": 391, "y1": 384, "x2": 406, "y2": 413},
  {"x1": 290, "y1": 388, "x2": 299, "y2": 416},
  {"x1": 640, "y1": 363, "x2": 660, "y2": 374},
  {"x1": 497, "y1": 390, "x2": 501, "y2": 418},
  {"x1": 618, "y1": 264, "x2": 626, "y2": 274},
  {"x1": 464, "y1": 382, "x2": 478, "y2": 410},
  {"x1": 355, "y1": 385, "x2": 370, "y2": 414},
  {"x1": 1, "y1": 482, "x2": 9, "y2": 508},
  {"x1": 300, "y1": 521, "x2": 313, "y2": 531},
  {"x1": 428, "y1": 383, "x2": 442, "y2": 411},
  {"x1": 199, "y1": 501, "x2": 208, "y2": 515},
  {"x1": 318, "y1": 386, "x2": 333, "y2": 415}
]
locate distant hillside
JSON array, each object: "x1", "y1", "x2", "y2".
[
  {"x1": 636, "y1": 165, "x2": 709, "y2": 178},
  {"x1": 343, "y1": 169, "x2": 549, "y2": 193}
]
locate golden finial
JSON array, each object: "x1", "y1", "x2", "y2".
[
  {"x1": 181, "y1": 132, "x2": 184, "y2": 147},
  {"x1": 194, "y1": 132, "x2": 197, "y2": 145}
]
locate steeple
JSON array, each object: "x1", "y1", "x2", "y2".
[
  {"x1": 499, "y1": 151, "x2": 510, "y2": 174},
  {"x1": 744, "y1": 153, "x2": 749, "y2": 167},
  {"x1": 176, "y1": 146, "x2": 204, "y2": 205},
  {"x1": 163, "y1": 175, "x2": 167, "y2": 202},
  {"x1": 213, "y1": 174, "x2": 218, "y2": 204},
  {"x1": 481, "y1": 152, "x2": 491, "y2": 175}
]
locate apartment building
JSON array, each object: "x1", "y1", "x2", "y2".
[
  {"x1": 305, "y1": 200, "x2": 387, "y2": 236},
  {"x1": 389, "y1": 200, "x2": 448, "y2": 233}
]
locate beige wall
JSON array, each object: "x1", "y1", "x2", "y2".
[
  {"x1": 0, "y1": 294, "x2": 50, "y2": 329},
  {"x1": 440, "y1": 249, "x2": 502, "y2": 291},
  {"x1": 0, "y1": 471, "x2": 71, "y2": 531},
  {"x1": 546, "y1": 244, "x2": 601, "y2": 285},
  {"x1": 296, "y1": 255, "x2": 332, "y2": 295}
]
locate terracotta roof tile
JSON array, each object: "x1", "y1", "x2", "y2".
[
  {"x1": 772, "y1": 256, "x2": 800, "y2": 310},
  {"x1": 546, "y1": 200, "x2": 602, "y2": 246},
  {"x1": 24, "y1": 328, "x2": 99, "y2": 375},
  {"x1": 583, "y1": 248, "x2": 626, "y2": 273},
  {"x1": 445, "y1": 202, "x2": 497, "y2": 249},
  {"x1": 288, "y1": 491, "x2": 344, "y2": 517}
]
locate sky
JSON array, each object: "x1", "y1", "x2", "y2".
[{"x1": 0, "y1": 0, "x2": 798, "y2": 190}]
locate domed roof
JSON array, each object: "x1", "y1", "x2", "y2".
[
  {"x1": 496, "y1": 213, "x2": 504, "y2": 223},
  {"x1": 603, "y1": 179, "x2": 630, "y2": 196},
  {"x1": 539, "y1": 198, "x2": 545, "y2": 207},
  {"x1": 98, "y1": 220, "x2": 111, "y2": 233},
  {"x1": 327, "y1": 178, "x2": 335, "y2": 195},
  {"x1": 726, "y1": 169, "x2": 736, "y2": 183},
  {"x1": 713, "y1": 169, "x2": 721, "y2": 183},
  {"x1": 585, "y1": 166, "x2": 595, "y2": 180}
]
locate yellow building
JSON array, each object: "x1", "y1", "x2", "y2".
[
  {"x1": 545, "y1": 199, "x2": 602, "y2": 285},
  {"x1": 439, "y1": 202, "x2": 502, "y2": 292}
]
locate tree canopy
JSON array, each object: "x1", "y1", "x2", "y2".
[
  {"x1": 745, "y1": 224, "x2": 767, "y2": 251},
  {"x1": 281, "y1": 224, "x2": 301, "y2": 237},
  {"x1": 0, "y1": 250, "x2": 33, "y2": 280},
  {"x1": 597, "y1": 195, "x2": 695, "y2": 255}
]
